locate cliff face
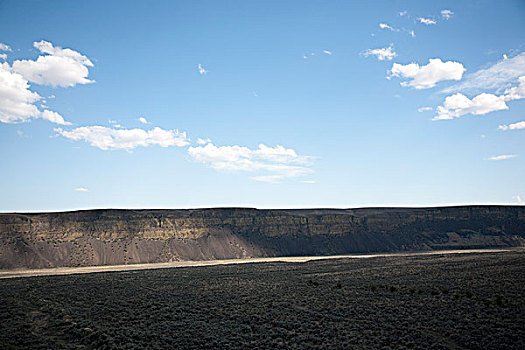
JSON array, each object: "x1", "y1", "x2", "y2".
[{"x1": 1, "y1": 206, "x2": 524, "y2": 269}]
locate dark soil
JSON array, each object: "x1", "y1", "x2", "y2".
[{"x1": 1, "y1": 251, "x2": 524, "y2": 349}]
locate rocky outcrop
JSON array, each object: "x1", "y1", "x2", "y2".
[{"x1": 1, "y1": 206, "x2": 524, "y2": 269}]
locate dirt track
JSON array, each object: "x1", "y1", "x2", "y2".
[{"x1": 0, "y1": 248, "x2": 513, "y2": 279}]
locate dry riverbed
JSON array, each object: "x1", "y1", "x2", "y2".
[{"x1": 0, "y1": 248, "x2": 513, "y2": 279}]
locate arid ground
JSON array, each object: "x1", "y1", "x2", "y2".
[{"x1": 1, "y1": 250, "x2": 524, "y2": 349}]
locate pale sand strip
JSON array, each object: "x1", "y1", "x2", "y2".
[{"x1": 0, "y1": 249, "x2": 516, "y2": 279}]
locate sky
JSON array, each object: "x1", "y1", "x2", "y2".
[{"x1": 1, "y1": 0, "x2": 524, "y2": 212}]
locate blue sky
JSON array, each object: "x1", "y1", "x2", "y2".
[{"x1": 1, "y1": 0, "x2": 524, "y2": 211}]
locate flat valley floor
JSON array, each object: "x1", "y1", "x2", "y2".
[{"x1": 1, "y1": 251, "x2": 524, "y2": 349}]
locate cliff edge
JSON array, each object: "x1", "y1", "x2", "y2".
[{"x1": 1, "y1": 206, "x2": 524, "y2": 269}]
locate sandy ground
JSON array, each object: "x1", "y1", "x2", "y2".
[{"x1": 0, "y1": 248, "x2": 516, "y2": 279}]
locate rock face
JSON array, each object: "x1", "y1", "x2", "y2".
[{"x1": 1, "y1": 206, "x2": 524, "y2": 269}]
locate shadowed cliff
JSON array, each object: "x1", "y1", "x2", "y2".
[{"x1": 1, "y1": 206, "x2": 524, "y2": 269}]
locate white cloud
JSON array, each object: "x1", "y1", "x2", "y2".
[
  {"x1": 187, "y1": 143, "x2": 314, "y2": 182},
  {"x1": 399, "y1": 11, "x2": 407, "y2": 16},
  {"x1": 301, "y1": 180, "x2": 316, "y2": 184},
  {"x1": 138, "y1": 116, "x2": 149, "y2": 124},
  {"x1": 443, "y1": 52, "x2": 525, "y2": 94},
  {"x1": 40, "y1": 109, "x2": 70, "y2": 125},
  {"x1": 434, "y1": 93, "x2": 508, "y2": 120},
  {"x1": 55, "y1": 126, "x2": 190, "y2": 150},
  {"x1": 0, "y1": 43, "x2": 11, "y2": 52},
  {"x1": 362, "y1": 44, "x2": 396, "y2": 61},
  {"x1": 0, "y1": 53, "x2": 6, "y2": 60},
  {"x1": 487, "y1": 154, "x2": 517, "y2": 161},
  {"x1": 11, "y1": 40, "x2": 94, "y2": 87},
  {"x1": 417, "y1": 17, "x2": 436, "y2": 25},
  {"x1": 196, "y1": 137, "x2": 211, "y2": 145},
  {"x1": 514, "y1": 195, "x2": 524, "y2": 204},
  {"x1": 75, "y1": 187, "x2": 89, "y2": 192},
  {"x1": 502, "y1": 75, "x2": 525, "y2": 101},
  {"x1": 389, "y1": 58, "x2": 465, "y2": 89},
  {"x1": 409, "y1": 30, "x2": 416, "y2": 38},
  {"x1": 0, "y1": 63, "x2": 70, "y2": 125},
  {"x1": 499, "y1": 120, "x2": 525, "y2": 131},
  {"x1": 198, "y1": 64, "x2": 207, "y2": 75},
  {"x1": 379, "y1": 23, "x2": 399, "y2": 32},
  {"x1": 323, "y1": 50, "x2": 332, "y2": 55},
  {"x1": 418, "y1": 106, "x2": 433, "y2": 112},
  {"x1": 435, "y1": 76, "x2": 525, "y2": 120},
  {"x1": 441, "y1": 10, "x2": 454, "y2": 20}
]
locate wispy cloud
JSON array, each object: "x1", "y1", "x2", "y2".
[
  {"x1": 399, "y1": 11, "x2": 407, "y2": 17},
  {"x1": 198, "y1": 63, "x2": 207, "y2": 75},
  {"x1": 418, "y1": 106, "x2": 433, "y2": 112},
  {"x1": 138, "y1": 116, "x2": 149, "y2": 124},
  {"x1": 300, "y1": 180, "x2": 316, "y2": 184},
  {"x1": 514, "y1": 195, "x2": 524, "y2": 204},
  {"x1": 187, "y1": 143, "x2": 314, "y2": 183},
  {"x1": 441, "y1": 9, "x2": 454, "y2": 20},
  {"x1": 55, "y1": 125, "x2": 190, "y2": 150},
  {"x1": 0, "y1": 43, "x2": 12, "y2": 52},
  {"x1": 196, "y1": 137, "x2": 211, "y2": 145},
  {"x1": 443, "y1": 52, "x2": 525, "y2": 94},
  {"x1": 322, "y1": 50, "x2": 332, "y2": 55},
  {"x1": 417, "y1": 17, "x2": 436, "y2": 25},
  {"x1": 74, "y1": 187, "x2": 89, "y2": 192},
  {"x1": 362, "y1": 44, "x2": 397, "y2": 61},
  {"x1": 379, "y1": 23, "x2": 399, "y2": 32},
  {"x1": 487, "y1": 154, "x2": 516, "y2": 161},
  {"x1": 389, "y1": 58, "x2": 465, "y2": 89}
]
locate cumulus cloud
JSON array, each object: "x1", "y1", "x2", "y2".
[
  {"x1": 138, "y1": 116, "x2": 149, "y2": 124},
  {"x1": 499, "y1": 120, "x2": 525, "y2": 131},
  {"x1": 55, "y1": 126, "x2": 190, "y2": 150},
  {"x1": 0, "y1": 63, "x2": 70, "y2": 125},
  {"x1": 198, "y1": 64, "x2": 207, "y2": 75},
  {"x1": 362, "y1": 44, "x2": 396, "y2": 61},
  {"x1": 196, "y1": 137, "x2": 211, "y2": 145},
  {"x1": 0, "y1": 54, "x2": 6, "y2": 60},
  {"x1": 435, "y1": 75, "x2": 525, "y2": 120},
  {"x1": 487, "y1": 154, "x2": 517, "y2": 161},
  {"x1": 443, "y1": 52, "x2": 525, "y2": 94},
  {"x1": 389, "y1": 58, "x2": 465, "y2": 89},
  {"x1": 417, "y1": 17, "x2": 436, "y2": 25},
  {"x1": 434, "y1": 93, "x2": 508, "y2": 120},
  {"x1": 11, "y1": 40, "x2": 94, "y2": 87},
  {"x1": 379, "y1": 23, "x2": 399, "y2": 32},
  {"x1": 187, "y1": 143, "x2": 314, "y2": 182},
  {"x1": 75, "y1": 187, "x2": 89, "y2": 192},
  {"x1": 0, "y1": 43, "x2": 11, "y2": 52},
  {"x1": 441, "y1": 10, "x2": 454, "y2": 20}
]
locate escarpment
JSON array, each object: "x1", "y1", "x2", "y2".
[{"x1": 1, "y1": 206, "x2": 524, "y2": 269}]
